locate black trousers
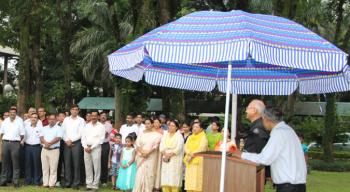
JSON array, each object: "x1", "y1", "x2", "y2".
[
  {"x1": 0, "y1": 141, "x2": 20, "y2": 185},
  {"x1": 64, "y1": 140, "x2": 83, "y2": 187},
  {"x1": 24, "y1": 144, "x2": 42, "y2": 185},
  {"x1": 100, "y1": 142, "x2": 110, "y2": 183},
  {"x1": 276, "y1": 183, "x2": 306, "y2": 192},
  {"x1": 57, "y1": 140, "x2": 65, "y2": 182},
  {"x1": 19, "y1": 144, "x2": 25, "y2": 178}
]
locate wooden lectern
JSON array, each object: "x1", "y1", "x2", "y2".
[{"x1": 196, "y1": 151, "x2": 265, "y2": 192}]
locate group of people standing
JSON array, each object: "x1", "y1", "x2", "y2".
[
  {"x1": 0, "y1": 99, "x2": 307, "y2": 192},
  {"x1": 0, "y1": 105, "x2": 114, "y2": 191}
]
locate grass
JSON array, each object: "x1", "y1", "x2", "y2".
[
  {"x1": 0, "y1": 171, "x2": 348, "y2": 192},
  {"x1": 265, "y1": 171, "x2": 350, "y2": 192}
]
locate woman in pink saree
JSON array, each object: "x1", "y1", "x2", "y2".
[{"x1": 133, "y1": 118, "x2": 162, "y2": 192}]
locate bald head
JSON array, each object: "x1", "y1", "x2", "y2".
[
  {"x1": 250, "y1": 100, "x2": 265, "y2": 114},
  {"x1": 245, "y1": 99, "x2": 265, "y2": 122}
]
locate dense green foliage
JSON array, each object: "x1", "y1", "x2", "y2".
[{"x1": 309, "y1": 159, "x2": 350, "y2": 172}]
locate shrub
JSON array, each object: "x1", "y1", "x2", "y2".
[
  {"x1": 308, "y1": 150, "x2": 350, "y2": 160},
  {"x1": 309, "y1": 159, "x2": 350, "y2": 172}
]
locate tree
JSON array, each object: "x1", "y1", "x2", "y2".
[
  {"x1": 71, "y1": 0, "x2": 152, "y2": 126},
  {"x1": 322, "y1": 0, "x2": 346, "y2": 162},
  {"x1": 57, "y1": 0, "x2": 74, "y2": 107}
]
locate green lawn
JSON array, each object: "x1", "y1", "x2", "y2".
[
  {"x1": 265, "y1": 171, "x2": 350, "y2": 192},
  {"x1": 0, "y1": 171, "x2": 348, "y2": 192}
]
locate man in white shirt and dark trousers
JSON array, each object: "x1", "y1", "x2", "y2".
[
  {"x1": 23, "y1": 113, "x2": 42, "y2": 186},
  {"x1": 0, "y1": 108, "x2": 25, "y2": 188},
  {"x1": 81, "y1": 111, "x2": 105, "y2": 191},
  {"x1": 99, "y1": 111, "x2": 113, "y2": 186},
  {"x1": 40, "y1": 114, "x2": 62, "y2": 188},
  {"x1": 61, "y1": 104, "x2": 86, "y2": 190},
  {"x1": 234, "y1": 107, "x2": 307, "y2": 192},
  {"x1": 119, "y1": 113, "x2": 138, "y2": 144}
]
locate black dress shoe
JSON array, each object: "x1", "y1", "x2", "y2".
[{"x1": 63, "y1": 184, "x2": 71, "y2": 188}]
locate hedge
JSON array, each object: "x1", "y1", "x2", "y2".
[
  {"x1": 308, "y1": 150, "x2": 350, "y2": 160},
  {"x1": 309, "y1": 159, "x2": 350, "y2": 172}
]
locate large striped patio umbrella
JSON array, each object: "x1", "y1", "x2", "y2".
[{"x1": 108, "y1": 10, "x2": 349, "y2": 192}]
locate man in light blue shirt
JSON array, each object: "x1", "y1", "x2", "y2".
[{"x1": 40, "y1": 114, "x2": 62, "y2": 188}]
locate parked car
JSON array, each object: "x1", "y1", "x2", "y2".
[
  {"x1": 333, "y1": 133, "x2": 350, "y2": 150},
  {"x1": 309, "y1": 133, "x2": 350, "y2": 151}
]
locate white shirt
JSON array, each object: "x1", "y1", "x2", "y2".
[
  {"x1": 24, "y1": 122, "x2": 42, "y2": 145},
  {"x1": 40, "y1": 124, "x2": 62, "y2": 148},
  {"x1": 134, "y1": 123, "x2": 145, "y2": 135},
  {"x1": 24, "y1": 118, "x2": 43, "y2": 127},
  {"x1": 81, "y1": 121, "x2": 105, "y2": 149},
  {"x1": 0, "y1": 117, "x2": 25, "y2": 141},
  {"x1": 61, "y1": 116, "x2": 85, "y2": 142},
  {"x1": 101, "y1": 121, "x2": 113, "y2": 143},
  {"x1": 120, "y1": 124, "x2": 139, "y2": 144},
  {"x1": 242, "y1": 121, "x2": 307, "y2": 185}
]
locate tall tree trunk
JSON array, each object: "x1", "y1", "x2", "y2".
[
  {"x1": 341, "y1": 24, "x2": 350, "y2": 51},
  {"x1": 333, "y1": 0, "x2": 345, "y2": 44},
  {"x1": 169, "y1": 0, "x2": 181, "y2": 18},
  {"x1": 130, "y1": 0, "x2": 141, "y2": 35},
  {"x1": 169, "y1": 89, "x2": 186, "y2": 121},
  {"x1": 272, "y1": 0, "x2": 284, "y2": 16},
  {"x1": 161, "y1": 88, "x2": 171, "y2": 117},
  {"x1": 285, "y1": 92, "x2": 298, "y2": 123},
  {"x1": 134, "y1": 0, "x2": 153, "y2": 35},
  {"x1": 32, "y1": 1, "x2": 42, "y2": 108},
  {"x1": 114, "y1": 83, "x2": 122, "y2": 130},
  {"x1": 323, "y1": 93, "x2": 336, "y2": 162},
  {"x1": 158, "y1": 0, "x2": 170, "y2": 24},
  {"x1": 236, "y1": 0, "x2": 250, "y2": 11},
  {"x1": 57, "y1": 0, "x2": 73, "y2": 107},
  {"x1": 17, "y1": 19, "x2": 31, "y2": 115},
  {"x1": 322, "y1": 0, "x2": 345, "y2": 162},
  {"x1": 32, "y1": 41, "x2": 42, "y2": 108},
  {"x1": 106, "y1": 0, "x2": 121, "y2": 42},
  {"x1": 121, "y1": 80, "x2": 132, "y2": 116}
]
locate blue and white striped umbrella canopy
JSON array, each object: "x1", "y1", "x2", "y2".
[{"x1": 108, "y1": 10, "x2": 349, "y2": 95}]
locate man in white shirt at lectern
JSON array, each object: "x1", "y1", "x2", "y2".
[{"x1": 233, "y1": 107, "x2": 306, "y2": 192}]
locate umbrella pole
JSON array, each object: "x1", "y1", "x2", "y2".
[
  {"x1": 231, "y1": 94, "x2": 238, "y2": 141},
  {"x1": 219, "y1": 62, "x2": 232, "y2": 192}
]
